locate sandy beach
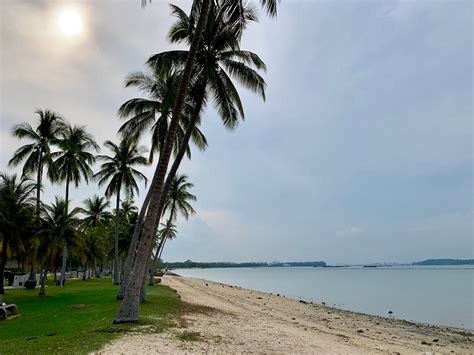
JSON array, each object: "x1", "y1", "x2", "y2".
[{"x1": 99, "y1": 275, "x2": 473, "y2": 354}]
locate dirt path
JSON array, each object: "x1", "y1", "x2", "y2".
[{"x1": 99, "y1": 276, "x2": 473, "y2": 354}]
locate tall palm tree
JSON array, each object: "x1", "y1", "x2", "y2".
[
  {"x1": 51, "y1": 124, "x2": 99, "y2": 286},
  {"x1": 116, "y1": 65, "x2": 208, "y2": 299},
  {"x1": 8, "y1": 109, "x2": 65, "y2": 217},
  {"x1": 94, "y1": 139, "x2": 148, "y2": 285},
  {"x1": 36, "y1": 198, "x2": 83, "y2": 295},
  {"x1": 0, "y1": 173, "x2": 36, "y2": 299},
  {"x1": 78, "y1": 195, "x2": 111, "y2": 230},
  {"x1": 115, "y1": 0, "x2": 268, "y2": 322},
  {"x1": 148, "y1": 174, "x2": 195, "y2": 285}
]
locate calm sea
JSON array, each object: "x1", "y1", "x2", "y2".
[{"x1": 177, "y1": 266, "x2": 474, "y2": 330}]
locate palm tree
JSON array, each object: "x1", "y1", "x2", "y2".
[
  {"x1": 51, "y1": 124, "x2": 99, "y2": 286},
  {"x1": 115, "y1": 0, "x2": 269, "y2": 322},
  {"x1": 8, "y1": 109, "x2": 65, "y2": 217},
  {"x1": 116, "y1": 65, "x2": 208, "y2": 300},
  {"x1": 78, "y1": 195, "x2": 111, "y2": 230},
  {"x1": 36, "y1": 198, "x2": 83, "y2": 295},
  {"x1": 118, "y1": 66, "x2": 208, "y2": 163},
  {"x1": 94, "y1": 139, "x2": 148, "y2": 285},
  {"x1": 148, "y1": 174, "x2": 195, "y2": 285},
  {"x1": 8, "y1": 110, "x2": 66, "y2": 283},
  {"x1": 0, "y1": 173, "x2": 36, "y2": 299}
]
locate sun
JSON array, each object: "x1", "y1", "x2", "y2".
[{"x1": 57, "y1": 9, "x2": 83, "y2": 36}]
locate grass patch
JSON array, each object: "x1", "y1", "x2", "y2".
[
  {"x1": 177, "y1": 330, "x2": 201, "y2": 341},
  {"x1": 0, "y1": 277, "x2": 181, "y2": 354}
]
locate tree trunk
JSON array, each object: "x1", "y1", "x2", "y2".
[
  {"x1": 29, "y1": 156, "x2": 43, "y2": 284},
  {"x1": 0, "y1": 237, "x2": 8, "y2": 299},
  {"x1": 38, "y1": 263, "x2": 48, "y2": 296},
  {"x1": 113, "y1": 187, "x2": 121, "y2": 285},
  {"x1": 82, "y1": 263, "x2": 87, "y2": 280},
  {"x1": 114, "y1": 0, "x2": 211, "y2": 324},
  {"x1": 116, "y1": 170, "x2": 155, "y2": 299},
  {"x1": 59, "y1": 175, "x2": 70, "y2": 287}
]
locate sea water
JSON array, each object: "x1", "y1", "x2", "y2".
[{"x1": 177, "y1": 266, "x2": 474, "y2": 330}]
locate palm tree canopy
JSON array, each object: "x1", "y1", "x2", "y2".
[
  {"x1": 51, "y1": 125, "x2": 99, "y2": 187},
  {"x1": 36, "y1": 197, "x2": 83, "y2": 264},
  {"x1": 8, "y1": 109, "x2": 66, "y2": 178},
  {"x1": 94, "y1": 139, "x2": 149, "y2": 198},
  {"x1": 77, "y1": 195, "x2": 111, "y2": 230},
  {"x1": 148, "y1": 0, "x2": 267, "y2": 130},
  {"x1": 157, "y1": 220, "x2": 178, "y2": 242},
  {"x1": 0, "y1": 173, "x2": 36, "y2": 244},
  {"x1": 118, "y1": 66, "x2": 208, "y2": 162},
  {"x1": 163, "y1": 174, "x2": 197, "y2": 222}
]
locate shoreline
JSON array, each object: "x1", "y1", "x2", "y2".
[
  {"x1": 100, "y1": 275, "x2": 474, "y2": 354},
  {"x1": 170, "y1": 271, "x2": 472, "y2": 333}
]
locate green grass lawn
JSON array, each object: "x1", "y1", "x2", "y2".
[{"x1": 0, "y1": 277, "x2": 182, "y2": 354}]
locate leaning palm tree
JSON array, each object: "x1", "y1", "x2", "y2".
[
  {"x1": 118, "y1": 66, "x2": 207, "y2": 163},
  {"x1": 78, "y1": 195, "x2": 110, "y2": 230},
  {"x1": 51, "y1": 124, "x2": 99, "y2": 286},
  {"x1": 115, "y1": 1, "x2": 268, "y2": 322},
  {"x1": 0, "y1": 173, "x2": 35, "y2": 300},
  {"x1": 94, "y1": 139, "x2": 148, "y2": 285},
  {"x1": 116, "y1": 65, "x2": 208, "y2": 300},
  {"x1": 36, "y1": 198, "x2": 82, "y2": 295},
  {"x1": 148, "y1": 174, "x2": 195, "y2": 285}
]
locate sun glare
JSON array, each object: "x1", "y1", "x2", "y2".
[{"x1": 57, "y1": 9, "x2": 83, "y2": 36}]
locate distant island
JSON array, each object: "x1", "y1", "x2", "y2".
[
  {"x1": 162, "y1": 260, "x2": 327, "y2": 269},
  {"x1": 412, "y1": 258, "x2": 474, "y2": 266}
]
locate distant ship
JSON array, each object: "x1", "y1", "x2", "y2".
[{"x1": 363, "y1": 265, "x2": 377, "y2": 268}]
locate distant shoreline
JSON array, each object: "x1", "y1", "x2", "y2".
[{"x1": 163, "y1": 258, "x2": 474, "y2": 269}]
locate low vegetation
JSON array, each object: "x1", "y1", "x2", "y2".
[{"x1": 0, "y1": 277, "x2": 181, "y2": 354}]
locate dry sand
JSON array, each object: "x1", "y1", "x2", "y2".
[{"x1": 99, "y1": 275, "x2": 473, "y2": 354}]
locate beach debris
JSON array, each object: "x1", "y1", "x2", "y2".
[
  {"x1": 277, "y1": 293, "x2": 280, "y2": 296},
  {"x1": 421, "y1": 340, "x2": 431, "y2": 345},
  {"x1": 291, "y1": 317, "x2": 296, "y2": 320},
  {"x1": 205, "y1": 283, "x2": 208, "y2": 286},
  {"x1": 357, "y1": 329, "x2": 364, "y2": 333},
  {"x1": 433, "y1": 338, "x2": 439, "y2": 342},
  {"x1": 299, "y1": 299, "x2": 308, "y2": 304},
  {"x1": 388, "y1": 310, "x2": 393, "y2": 314},
  {"x1": 322, "y1": 301, "x2": 326, "y2": 305},
  {"x1": 257, "y1": 296, "x2": 263, "y2": 299}
]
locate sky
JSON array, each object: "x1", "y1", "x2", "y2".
[{"x1": 0, "y1": 0, "x2": 472, "y2": 265}]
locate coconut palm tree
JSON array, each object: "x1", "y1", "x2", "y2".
[
  {"x1": 8, "y1": 109, "x2": 66, "y2": 216},
  {"x1": 94, "y1": 139, "x2": 149, "y2": 285},
  {"x1": 118, "y1": 67, "x2": 208, "y2": 163},
  {"x1": 51, "y1": 124, "x2": 99, "y2": 286},
  {"x1": 0, "y1": 173, "x2": 35, "y2": 299},
  {"x1": 148, "y1": 174, "x2": 195, "y2": 285},
  {"x1": 36, "y1": 198, "x2": 83, "y2": 295},
  {"x1": 115, "y1": 0, "x2": 268, "y2": 322},
  {"x1": 78, "y1": 195, "x2": 111, "y2": 230},
  {"x1": 116, "y1": 65, "x2": 208, "y2": 299},
  {"x1": 8, "y1": 110, "x2": 66, "y2": 283}
]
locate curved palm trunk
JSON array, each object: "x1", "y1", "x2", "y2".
[
  {"x1": 113, "y1": 187, "x2": 121, "y2": 285},
  {"x1": 59, "y1": 174, "x2": 70, "y2": 287},
  {"x1": 149, "y1": 235, "x2": 168, "y2": 286},
  {"x1": 116, "y1": 174, "x2": 155, "y2": 299},
  {"x1": 114, "y1": 0, "x2": 211, "y2": 323}
]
